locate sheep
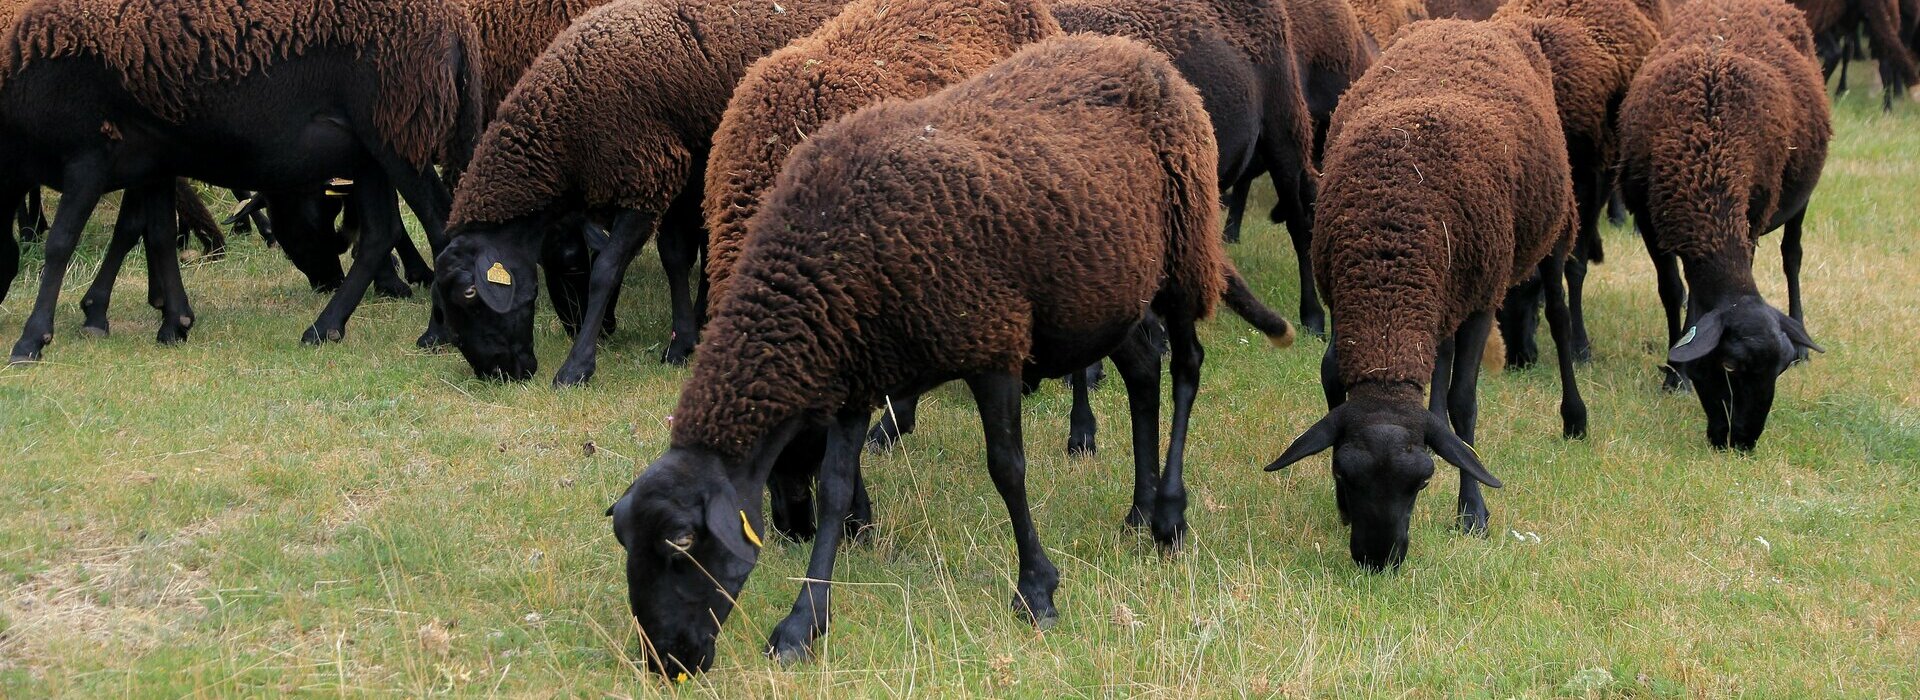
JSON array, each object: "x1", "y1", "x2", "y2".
[
  {"x1": 1264, "y1": 19, "x2": 1588, "y2": 571},
  {"x1": 1349, "y1": 0, "x2": 1433, "y2": 44},
  {"x1": 1216, "y1": 0, "x2": 1373, "y2": 334},
  {"x1": 607, "y1": 33, "x2": 1295, "y2": 673},
  {"x1": 1616, "y1": 0, "x2": 1830, "y2": 451},
  {"x1": 0, "y1": 0, "x2": 480, "y2": 360},
  {"x1": 1793, "y1": 0, "x2": 1916, "y2": 108},
  {"x1": 1488, "y1": 0, "x2": 1663, "y2": 368},
  {"x1": 435, "y1": 0, "x2": 850, "y2": 385},
  {"x1": 450, "y1": 0, "x2": 613, "y2": 121}
]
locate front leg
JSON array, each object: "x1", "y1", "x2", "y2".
[
  {"x1": 1642, "y1": 218, "x2": 1689, "y2": 391},
  {"x1": 765, "y1": 409, "x2": 872, "y2": 664},
  {"x1": 79, "y1": 201, "x2": 147, "y2": 337},
  {"x1": 966, "y1": 372, "x2": 1059, "y2": 626},
  {"x1": 656, "y1": 216, "x2": 701, "y2": 365},
  {"x1": 11, "y1": 167, "x2": 106, "y2": 363},
  {"x1": 1448, "y1": 311, "x2": 1494, "y2": 533},
  {"x1": 1781, "y1": 209, "x2": 1808, "y2": 335},
  {"x1": 303, "y1": 175, "x2": 400, "y2": 345},
  {"x1": 1540, "y1": 255, "x2": 1589, "y2": 439},
  {"x1": 1066, "y1": 364, "x2": 1098, "y2": 456},
  {"x1": 552, "y1": 210, "x2": 652, "y2": 386},
  {"x1": 137, "y1": 183, "x2": 195, "y2": 345}
]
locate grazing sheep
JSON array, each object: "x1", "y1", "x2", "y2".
[
  {"x1": 1617, "y1": 0, "x2": 1830, "y2": 450},
  {"x1": 1793, "y1": 0, "x2": 1916, "y2": 108},
  {"x1": 1265, "y1": 19, "x2": 1588, "y2": 571},
  {"x1": 0, "y1": 0, "x2": 480, "y2": 360},
  {"x1": 1350, "y1": 0, "x2": 1433, "y2": 44},
  {"x1": 451, "y1": 0, "x2": 613, "y2": 120},
  {"x1": 1490, "y1": 0, "x2": 1663, "y2": 368},
  {"x1": 608, "y1": 34, "x2": 1294, "y2": 673},
  {"x1": 436, "y1": 0, "x2": 850, "y2": 385}
]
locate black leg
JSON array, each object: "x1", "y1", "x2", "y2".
[
  {"x1": 302, "y1": 172, "x2": 400, "y2": 345},
  {"x1": 866, "y1": 392, "x2": 921, "y2": 451},
  {"x1": 392, "y1": 232, "x2": 433, "y2": 287},
  {"x1": 765, "y1": 409, "x2": 872, "y2": 664},
  {"x1": 1221, "y1": 169, "x2": 1255, "y2": 244},
  {"x1": 552, "y1": 210, "x2": 652, "y2": 386},
  {"x1": 1643, "y1": 220, "x2": 1688, "y2": 392},
  {"x1": 1568, "y1": 171, "x2": 1604, "y2": 362},
  {"x1": 974, "y1": 372, "x2": 1060, "y2": 625},
  {"x1": 78, "y1": 201, "x2": 146, "y2": 337},
  {"x1": 10, "y1": 169, "x2": 106, "y2": 363},
  {"x1": 371, "y1": 253, "x2": 413, "y2": 299},
  {"x1": 138, "y1": 183, "x2": 195, "y2": 345},
  {"x1": 1153, "y1": 313, "x2": 1207, "y2": 552},
  {"x1": 1067, "y1": 364, "x2": 1097, "y2": 456},
  {"x1": 1282, "y1": 183, "x2": 1326, "y2": 337},
  {"x1": 768, "y1": 428, "x2": 827, "y2": 541},
  {"x1": 1108, "y1": 324, "x2": 1163, "y2": 530},
  {"x1": 1782, "y1": 209, "x2": 1806, "y2": 324},
  {"x1": 0, "y1": 187, "x2": 23, "y2": 304},
  {"x1": 1449, "y1": 311, "x2": 1494, "y2": 533},
  {"x1": 17, "y1": 188, "x2": 49, "y2": 242},
  {"x1": 541, "y1": 226, "x2": 593, "y2": 338},
  {"x1": 657, "y1": 218, "x2": 700, "y2": 365},
  {"x1": 1320, "y1": 333, "x2": 1346, "y2": 410},
  {"x1": 1495, "y1": 278, "x2": 1543, "y2": 369},
  {"x1": 1429, "y1": 336, "x2": 1456, "y2": 420},
  {"x1": 1541, "y1": 255, "x2": 1589, "y2": 439}
]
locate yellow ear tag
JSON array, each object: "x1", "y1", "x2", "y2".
[
  {"x1": 739, "y1": 510, "x2": 763, "y2": 548},
  {"x1": 324, "y1": 177, "x2": 354, "y2": 198},
  {"x1": 486, "y1": 262, "x2": 513, "y2": 286}
]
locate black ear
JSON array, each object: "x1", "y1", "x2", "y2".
[
  {"x1": 702, "y1": 480, "x2": 761, "y2": 562},
  {"x1": 1668, "y1": 309, "x2": 1726, "y2": 364},
  {"x1": 1266, "y1": 410, "x2": 1342, "y2": 471},
  {"x1": 472, "y1": 245, "x2": 519, "y2": 313},
  {"x1": 1777, "y1": 311, "x2": 1824, "y2": 355},
  {"x1": 1425, "y1": 412, "x2": 1502, "y2": 488}
]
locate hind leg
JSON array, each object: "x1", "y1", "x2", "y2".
[
  {"x1": 10, "y1": 165, "x2": 106, "y2": 363},
  {"x1": 1782, "y1": 208, "x2": 1809, "y2": 362},
  {"x1": 1495, "y1": 277, "x2": 1543, "y2": 369},
  {"x1": 657, "y1": 208, "x2": 702, "y2": 365},
  {"x1": 138, "y1": 183, "x2": 195, "y2": 345},
  {"x1": 1150, "y1": 311, "x2": 1206, "y2": 553},
  {"x1": 1447, "y1": 312, "x2": 1494, "y2": 533},
  {"x1": 1108, "y1": 322, "x2": 1163, "y2": 531},
  {"x1": 1067, "y1": 364, "x2": 1098, "y2": 456},
  {"x1": 78, "y1": 202, "x2": 147, "y2": 336}
]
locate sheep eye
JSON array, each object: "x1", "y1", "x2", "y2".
[{"x1": 463, "y1": 285, "x2": 478, "y2": 300}]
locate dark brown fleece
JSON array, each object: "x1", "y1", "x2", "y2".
[
  {"x1": 1349, "y1": 0, "x2": 1431, "y2": 44},
  {"x1": 449, "y1": 0, "x2": 849, "y2": 229},
  {"x1": 1791, "y1": 0, "x2": 1916, "y2": 90},
  {"x1": 1494, "y1": 0, "x2": 1662, "y2": 170},
  {"x1": 1282, "y1": 0, "x2": 1373, "y2": 151},
  {"x1": 1618, "y1": 0, "x2": 1830, "y2": 266},
  {"x1": 5, "y1": 0, "x2": 478, "y2": 167},
  {"x1": 703, "y1": 0, "x2": 1060, "y2": 303},
  {"x1": 452, "y1": 0, "x2": 613, "y2": 121},
  {"x1": 674, "y1": 35, "x2": 1236, "y2": 459},
  {"x1": 1427, "y1": 0, "x2": 1508, "y2": 19},
  {"x1": 1316, "y1": 19, "x2": 1574, "y2": 386}
]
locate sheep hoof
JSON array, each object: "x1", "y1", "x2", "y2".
[
  {"x1": 1123, "y1": 506, "x2": 1149, "y2": 530},
  {"x1": 1657, "y1": 365, "x2": 1689, "y2": 393},
  {"x1": 552, "y1": 365, "x2": 594, "y2": 387},
  {"x1": 764, "y1": 620, "x2": 817, "y2": 666},
  {"x1": 1066, "y1": 434, "x2": 1095, "y2": 457},
  {"x1": 1457, "y1": 503, "x2": 1490, "y2": 535},
  {"x1": 865, "y1": 422, "x2": 904, "y2": 452},
  {"x1": 1013, "y1": 593, "x2": 1058, "y2": 631},
  {"x1": 659, "y1": 344, "x2": 692, "y2": 366},
  {"x1": 302, "y1": 325, "x2": 343, "y2": 345},
  {"x1": 8, "y1": 351, "x2": 39, "y2": 365}
]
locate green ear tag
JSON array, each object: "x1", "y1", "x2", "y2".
[{"x1": 1673, "y1": 326, "x2": 1697, "y2": 350}]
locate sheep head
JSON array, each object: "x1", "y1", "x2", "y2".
[
  {"x1": 433, "y1": 225, "x2": 541, "y2": 381},
  {"x1": 1668, "y1": 296, "x2": 1822, "y2": 451}
]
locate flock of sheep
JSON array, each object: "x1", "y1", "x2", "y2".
[{"x1": 0, "y1": 0, "x2": 1892, "y2": 678}]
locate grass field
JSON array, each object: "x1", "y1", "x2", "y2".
[{"x1": 1, "y1": 84, "x2": 1916, "y2": 698}]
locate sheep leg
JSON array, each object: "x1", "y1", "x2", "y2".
[
  {"x1": 1282, "y1": 195, "x2": 1326, "y2": 337},
  {"x1": 764, "y1": 409, "x2": 873, "y2": 664},
  {"x1": 1541, "y1": 255, "x2": 1589, "y2": 439},
  {"x1": 866, "y1": 393, "x2": 921, "y2": 451},
  {"x1": 552, "y1": 210, "x2": 651, "y2": 386},
  {"x1": 1429, "y1": 336, "x2": 1456, "y2": 419},
  {"x1": 1605, "y1": 187, "x2": 1628, "y2": 228},
  {"x1": 138, "y1": 182, "x2": 195, "y2": 345},
  {"x1": 391, "y1": 233, "x2": 433, "y2": 288},
  {"x1": 1495, "y1": 278, "x2": 1543, "y2": 369},
  {"x1": 1643, "y1": 224, "x2": 1689, "y2": 392},
  {"x1": 767, "y1": 428, "x2": 826, "y2": 542},
  {"x1": 78, "y1": 201, "x2": 147, "y2": 337},
  {"x1": 9, "y1": 171, "x2": 105, "y2": 363},
  {"x1": 1320, "y1": 335, "x2": 1347, "y2": 409},
  {"x1": 302, "y1": 171, "x2": 399, "y2": 345},
  {"x1": 541, "y1": 228, "x2": 593, "y2": 338},
  {"x1": 1448, "y1": 311, "x2": 1493, "y2": 534},
  {"x1": 1152, "y1": 313, "x2": 1205, "y2": 553},
  {"x1": 1221, "y1": 169, "x2": 1256, "y2": 244},
  {"x1": 1109, "y1": 324, "x2": 1163, "y2": 530},
  {"x1": 17, "y1": 188, "x2": 49, "y2": 241},
  {"x1": 1568, "y1": 172, "x2": 1604, "y2": 362},
  {"x1": 971, "y1": 372, "x2": 1060, "y2": 627},
  {"x1": 1, "y1": 186, "x2": 23, "y2": 304},
  {"x1": 657, "y1": 217, "x2": 701, "y2": 366},
  {"x1": 1067, "y1": 364, "x2": 1097, "y2": 456},
  {"x1": 1782, "y1": 209, "x2": 1807, "y2": 323}
]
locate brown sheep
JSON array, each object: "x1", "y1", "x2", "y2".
[
  {"x1": 1427, "y1": 0, "x2": 1510, "y2": 18},
  {"x1": 1489, "y1": 0, "x2": 1662, "y2": 367},
  {"x1": 608, "y1": 33, "x2": 1294, "y2": 673},
  {"x1": 1793, "y1": 0, "x2": 1917, "y2": 108},
  {"x1": 1265, "y1": 19, "x2": 1587, "y2": 571},
  {"x1": 1617, "y1": 0, "x2": 1830, "y2": 450},
  {"x1": 1, "y1": 0, "x2": 481, "y2": 360},
  {"x1": 450, "y1": 0, "x2": 613, "y2": 120},
  {"x1": 1349, "y1": 0, "x2": 1433, "y2": 44},
  {"x1": 436, "y1": 0, "x2": 850, "y2": 385}
]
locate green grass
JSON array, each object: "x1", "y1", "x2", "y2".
[{"x1": 2, "y1": 87, "x2": 1916, "y2": 698}]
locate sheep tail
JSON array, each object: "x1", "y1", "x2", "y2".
[{"x1": 1222, "y1": 267, "x2": 1296, "y2": 349}]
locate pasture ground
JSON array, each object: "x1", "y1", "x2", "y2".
[{"x1": 1, "y1": 85, "x2": 1915, "y2": 698}]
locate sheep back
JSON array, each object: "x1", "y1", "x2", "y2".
[
  {"x1": 703, "y1": 0, "x2": 1060, "y2": 303},
  {"x1": 4, "y1": 0, "x2": 478, "y2": 167},
  {"x1": 1349, "y1": 0, "x2": 1433, "y2": 45},
  {"x1": 449, "y1": 0, "x2": 848, "y2": 228},
  {"x1": 1317, "y1": 19, "x2": 1573, "y2": 386},
  {"x1": 452, "y1": 0, "x2": 613, "y2": 121},
  {"x1": 1618, "y1": 0, "x2": 1829, "y2": 263},
  {"x1": 1494, "y1": 0, "x2": 1662, "y2": 166},
  {"x1": 673, "y1": 34, "x2": 1221, "y2": 457}
]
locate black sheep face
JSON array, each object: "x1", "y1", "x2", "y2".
[
  {"x1": 607, "y1": 448, "x2": 762, "y2": 677},
  {"x1": 434, "y1": 230, "x2": 539, "y2": 381},
  {"x1": 1669, "y1": 298, "x2": 1823, "y2": 451},
  {"x1": 1267, "y1": 393, "x2": 1502, "y2": 571}
]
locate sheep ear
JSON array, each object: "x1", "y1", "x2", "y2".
[
  {"x1": 703, "y1": 480, "x2": 761, "y2": 562},
  {"x1": 1265, "y1": 410, "x2": 1342, "y2": 471},
  {"x1": 1425, "y1": 412, "x2": 1502, "y2": 488},
  {"x1": 1668, "y1": 310, "x2": 1725, "y2": 364},
  {"x1": 1777, "y1": 311, "x2": 1824, "y2": 355},
  {"x1": 472, "y1": 247, "x2": 518, "y2": 313}
]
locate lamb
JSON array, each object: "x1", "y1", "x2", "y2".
[
  {"x1": 435, "y1": 0, "x2": 850, "y2": 385},
  {"x1": 1489, "y1": 0, "x2": 1663, "y2": 368},
  {"x1": 1264, "y1": 19, "x2": 1588, "y2": 571},
  {"x1": 450, "y1": 0, "x2": 613, "y2": 120},
  {"x1": 607, "y1": 34, "x2": 1294, "y2": 674},
  {"x1": 0, "y1": 0, "x2": 480, "y2": 361},
  {"x1": 1616, "y1": 0, "x2": 1830, "y2": 451}
]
